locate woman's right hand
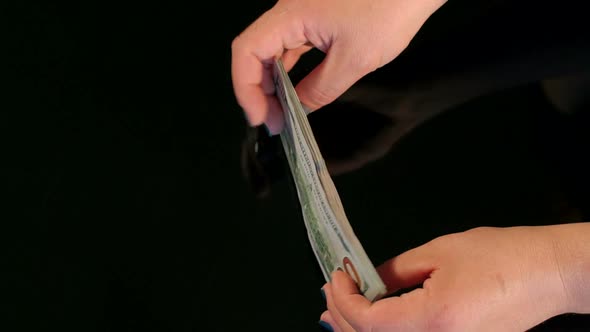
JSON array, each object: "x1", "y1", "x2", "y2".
[{"x1": 231, "y1": 0, "x2": 447, "y2": 134}]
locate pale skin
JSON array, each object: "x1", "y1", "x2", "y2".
[
  {"x1": 231, "y1": 1, "x2": 590, "y2": 331},
  {"x1": 321, "y1": 224, "x2": 590, "y2": 332},
  {"x1": 231, "y1": 0, "x2": 446, "y2": 134}
]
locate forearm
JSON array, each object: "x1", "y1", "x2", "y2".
[{"x1": 548, "y1": 222, "x2": 590, "y2": 314}]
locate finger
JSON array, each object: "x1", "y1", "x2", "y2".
[
  {"x1": 295, "y1": 41, "x2": 377, "y2": 111},
  {"x1": 319, "y1": 311, "x2": 341, "y2": 332},
  {"x1": 231, "y1": 7, "x2": 308, "y2": 128},
  {"x1": 281, "y1": 44, "x2": 314, "y2": 73},
  {"x1": 331, "y1": 270, "x2": 373, "y2": 331},
  {"x1": 263, "y1": 97, "x2": 285, "y2": 134},
  {"x1": 369, "y1": 288, "x2": 430, "y2": 331},
  {"x1": 323, "y1": 283, "x2": 356, "y2": 332},
  {"x1": 377, "y1": 243, "x2": 438, "y2": 295},
  {"x1": 333, "y1": 270, "x2": 433, "y2": 332},
  {"x1": 267, "y1": 44, "x2": 313, "y2": 134},
  {"x1": 319, "y1": 311, "x2": 334, "y2": 326}
]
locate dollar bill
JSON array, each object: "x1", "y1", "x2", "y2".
[{"x1": 273, "y1": 59, "x2": 387, "y2": 302}]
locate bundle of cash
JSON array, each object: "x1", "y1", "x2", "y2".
[{"x1": 273, "y1": 59, "x2": 387, "y2": 302}]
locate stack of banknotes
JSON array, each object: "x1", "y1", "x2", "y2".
[{"x1": 273, "y1": 59, "x2": 386, "y2": 301}]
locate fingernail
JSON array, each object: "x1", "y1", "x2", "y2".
[
  {"x1": 318, "y1": 321, "x2": 334, "y2": 332},
  {"x1": 320, "y1": 288, "x2": 326, "y2": 301}
]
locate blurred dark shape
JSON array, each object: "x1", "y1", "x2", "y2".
[
  {"x1": 309, "y1": 101, "x2": 395, "y2": 175},
  {"x1": 239, "y1": 0, "x2": 590, "y2": 200},
  {"x1": 240, "y1": 102, "x2": 394, "y2": 198},
  {"x1": 542, "y1": 74, "x2": 590, "y2": 114},
  {"x1": 241, "y1": 125, "x2": 285, "y2": 198},
  {"x1": 309, "y1": 102, "x2": 393, "y2": 161}
]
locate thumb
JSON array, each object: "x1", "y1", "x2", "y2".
[
  {"x1": 377, "y1": 244, "x2": 438, "y2": 296},
  {"x1": 295, "y1": 42, "x2": 379, "y2": 111}
]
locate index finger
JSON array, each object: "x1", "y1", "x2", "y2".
[
  {"x1": 331, "y1": 270, "x2": 373, "y2": 331},
  {"x1": 231, "y1": 6, "x2": 308, "y2": 132},
  {"x1": 332, "y1": 270, "x2": 430, "y2": 332}
]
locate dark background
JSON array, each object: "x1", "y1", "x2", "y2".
[{"x1": 3, "y1": 0, "x2": 590, "y2": 331}]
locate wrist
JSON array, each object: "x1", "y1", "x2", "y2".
[{"x1": 545, "y1": 223, "x2": 590, "y2": 314}]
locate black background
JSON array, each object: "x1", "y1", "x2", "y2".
[{"x1": 3, "y1": 0, "x2": 590, "y2": 331}]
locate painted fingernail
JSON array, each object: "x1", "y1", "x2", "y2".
[
  {"x1": 318, "y1": 321, "x2": 334, "y2": 332},
  {"x1": 320, "y1": 288, "x2": 326, "y2": 301}
]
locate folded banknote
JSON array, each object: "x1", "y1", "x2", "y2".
[{"x1": 273, "y1": 58, "x2": 386, "y2": 302}]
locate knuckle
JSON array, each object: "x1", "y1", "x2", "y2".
[
  {"x1": 427, "y1": 233, "x2": 453, "y2": 249},
  {"x1": 462, "y1": 226, "x2": 496, "y2": 239},
  {"x1": 429, "y1": 228, "x2": 472, "y2": 248},
  {"x1": 306, "y1": 85, "x2": 339, "y2": 107},
  {"x1": 469, "y1": 226, "x2": 493, "y2": 233},
  {"x1": 231, "y1": 34, "x2": 246, "y2": 53}
]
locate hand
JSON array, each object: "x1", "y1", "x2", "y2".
[
  {"x1": 231, "y1": 0, "x2": 447, "y2": 134},
  {"x1": 320, "y1": 225, "x2": 590, "y2": 332}
]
